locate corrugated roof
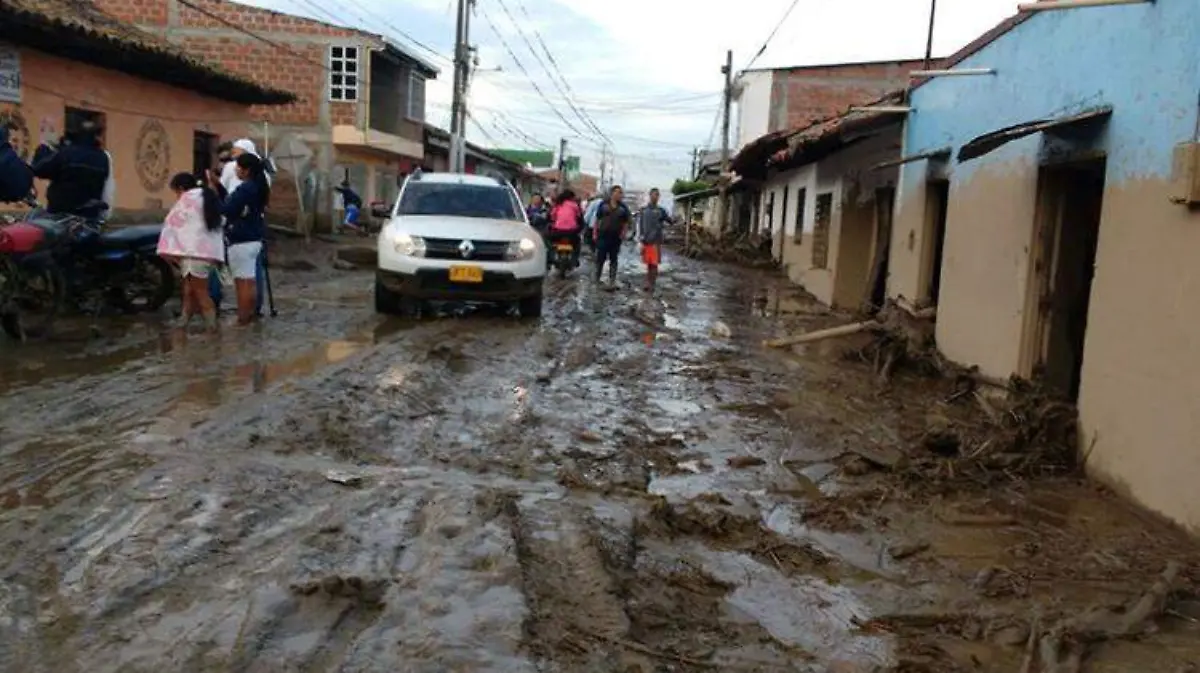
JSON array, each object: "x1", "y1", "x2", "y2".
[{"x1": 0, "y1": 0, "x2": 295, "y2": 104}]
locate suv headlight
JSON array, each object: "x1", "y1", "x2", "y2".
[
  {"x1": 505, "y1": 237, "x2": 537, "y2": 261},
  {"x1": 391, "y1": 232, "x2": 426, "y2": 257}
]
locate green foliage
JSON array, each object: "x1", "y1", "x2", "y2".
[{"x1": 671, "y1": 178, "x2": 711, "y2": 196}]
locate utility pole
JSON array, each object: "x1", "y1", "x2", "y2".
[
  {"x1": 716, "y1": 49, "x2": 733, "y2": 235},
  {"x1": 557, "y1": 137, "x2": 568, "y2": 190},
  {"x1": 691, "y1": 147, "x2": 700, "y2": 179},
  {"x1": 923, "y1": 0, "x2": 938, "y2": 70},
  {"x1": 449, "y1": 0, "x2": 472, "y2": 172},
  {"x1": 599, "y1": 144, "x2": 608, "y2": 194}
]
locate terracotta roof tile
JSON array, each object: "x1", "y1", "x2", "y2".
[{"x1": 0, "y1": 0, "x2": 295, "y2": 104}]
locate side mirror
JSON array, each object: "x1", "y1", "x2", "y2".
[{"x1": 370, "y1": 203, "x2": 391, "y2": 219}]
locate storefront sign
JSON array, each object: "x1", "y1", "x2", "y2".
[{"x1": 0, "y1": 44, "x2": 20, "y2": 104}]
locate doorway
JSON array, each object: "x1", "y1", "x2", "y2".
[
  {"x1": 867, "y1": 186, "x2": 896, "y2": 310},
  {"x1": 1028, "y1": 158, "x2": 1105, "y2": 400},
  {"x1": 193, "y1": 131, "x2": 218, "y2": 176},
  {"x1": 65, "y1": 107, "x2": 106, "y2": 144},
  {"x1": 922, "y1": 179, "x2": 950, "y2": 305}
]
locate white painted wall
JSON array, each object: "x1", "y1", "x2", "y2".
[{"x1": 733, "y1": 71, "x2": 773, "y2": 152}]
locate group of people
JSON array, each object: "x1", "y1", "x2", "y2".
[
  {"x1": 0, "y1": 118, "x2": 272, "y2": 331},
  {"x1": 158, "y1": 138, "x2": 272, "y2": 330},
  {"x1": 525, "y1": 185, "x2": 672, "y2": 292},
  {"x1": 0, "y1": 119, "x2": 113, "y2": 218}
]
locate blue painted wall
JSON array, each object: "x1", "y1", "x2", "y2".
[{"x1": 904, "y1": 0, "x2": 1200, "y2": 185}]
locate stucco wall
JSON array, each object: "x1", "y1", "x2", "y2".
[
  {"x1": 889, "y1": 1, "x2": 1200, "y2": 530},
  {"x1": 0, "y1": 46, "x2": 251, "y2": 218},
  {"x1": 765, "y1": 129, "x2": 900, "y2": 308}
]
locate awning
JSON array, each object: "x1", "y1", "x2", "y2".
[
  {"x1": 957, "y1": 106, "x2": 1112, "y2": 162},
  {"x1": 871, "y1": 147, "x2": 951, "y2": 171},
  {"x1": 674, "y1": 187, "x2": 718, "y2": 203}
]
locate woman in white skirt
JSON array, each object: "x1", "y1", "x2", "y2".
[
  {"x1": 212, "y1": 153, "x2": 270, "y2": 326},
  {"x1": 158, "y1": 173, "x2": 225, "y2": 331}
]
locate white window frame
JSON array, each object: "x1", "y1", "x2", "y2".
[
  {"x1": 406, "y1": 70, "x2": 425, "y2": 122},
  {"x1": 329, "y1": 45, "x2": 360, "y2": 102}
]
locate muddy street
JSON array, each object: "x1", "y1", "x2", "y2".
[{"x1": 1, "y1": 245, "x2": 1198, "y2": 673}]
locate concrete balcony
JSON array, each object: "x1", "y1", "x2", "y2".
[{"x1": 332, "y1": 125, "x2": 424, "y2": 160}]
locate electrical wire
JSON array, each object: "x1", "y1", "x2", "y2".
[
  {"x1": 508, "y1": 0, "x2": 612, "y2": 147},
  {"x1": 20, "y1": 80, "x2": 266, "y2": 124},
  {"x1": 493, "y1": 0, "x2": 605, "y2": 146},
  {"x1": 742, "y1": 0, "x2": 803, "y2": 72},
  {"x1": 466, "y1": 111, "x2": 503, "y2": 146},
  {"x1": 272, "y1": 0, "x2": 453, "y2": 65},
  {"x1": 477, "y1": 10, "x2": 588, "y2": 138}
]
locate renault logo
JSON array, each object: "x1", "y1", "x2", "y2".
[{"x1": 458, "y1": 239, "x2": 475, "y2": 259}]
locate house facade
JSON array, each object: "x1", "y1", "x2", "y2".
[
  {"x1": 92, "y1": 0, "x2": 438, "y2": 229},
  {"x1": 422, "y1": 126, "x2": 547, "y2": 200},
  {"x1": 754, "y1": 110, "x2": 904, "y2": 309},
  {"x1": 886, "y1": 0, "x2": 1200, "y2": 531},
  {"x1": 732, "y1": 59, "x2": 932, "y2": 154},
  {"x1": 711, "y1": 59, "x2": 931, "y2": 238},
  {"x1": 0, "y1": 0, "x2": 291, "y2": 219}
]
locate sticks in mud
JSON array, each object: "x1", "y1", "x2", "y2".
[
  {"x1": 1032, "y1": 562, "x2": 1181, "y2": 673},
  {"x1": 762, "y1": 306, "x2": 936, "y2": 349}
]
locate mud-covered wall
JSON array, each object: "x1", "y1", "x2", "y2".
[{"x1": 888, "y1": 1, "x2": 1200, "y2": 531}]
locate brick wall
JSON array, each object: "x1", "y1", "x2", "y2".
[
  {"x1": 92, "y1": 0, "x2": 368, "y2": 127},
  {"x1": 769, "y1": 59, "x2": 938, "y2": 132}
]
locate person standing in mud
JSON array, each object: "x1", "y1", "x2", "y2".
[
  {"x1": 636, "y1": 188, "x2": 670, "y2": 293},
  {"x1": 592, "y1": 185, "x2": 631, "y2": 289}
]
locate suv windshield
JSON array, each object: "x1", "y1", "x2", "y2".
[{"x1": 397, "y1": 182, "x2": 522, "y2": 221}]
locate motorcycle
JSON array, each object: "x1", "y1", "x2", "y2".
[
  {"x1": 0, "y1": 202, "x2": 66, "y2": 340},
  {"x1": 2, "y1": 199, "x2": 174, "y2": 323},
  {"x1": 548, "y1": 234, "x2": 578, "y2": 278}
]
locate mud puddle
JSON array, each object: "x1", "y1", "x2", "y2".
[{"x1": 2, "y1": 246, "x2": 1198, "y2": 672}]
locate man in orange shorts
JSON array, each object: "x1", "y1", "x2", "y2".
[{"x1": 636, "y1": 188, "x2": 671, "y2": 293}]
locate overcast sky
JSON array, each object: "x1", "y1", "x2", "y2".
[{"x1": 251, "y1": 0, "x2": 1021, "y2": 190}]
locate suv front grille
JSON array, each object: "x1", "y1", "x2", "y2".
[{"x1": 423, "y1": 237, "x2": 509, "y2": 261}]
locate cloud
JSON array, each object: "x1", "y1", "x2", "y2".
[{"x1": 245, "y1": 0, "x2": 1019, "y2": 189}]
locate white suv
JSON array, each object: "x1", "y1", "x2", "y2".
[{"x1": 374, "y1": 172, "x2": 547, "y2": 317}]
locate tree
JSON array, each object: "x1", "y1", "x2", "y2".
[{"x1": 671, "y1": 178, "x2": 711, "y2": 196}]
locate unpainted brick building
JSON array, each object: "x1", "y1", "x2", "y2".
[
  {"x1": 732, "y1": 58, "x2": 940, "y2": 152},
  {"x1": 92, "y1": 0, "x2": 440, "y2": 227}
]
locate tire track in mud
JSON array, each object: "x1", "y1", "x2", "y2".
[{"x1": 0, "y1": 255, "x2": 895, "y2": 671}]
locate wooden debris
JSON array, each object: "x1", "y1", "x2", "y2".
[{"x1": 764, "y1": 321, "x2": 877, "y2": 348}]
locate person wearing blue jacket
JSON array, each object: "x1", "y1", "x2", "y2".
[{"x1": 215, "y1": 153, "x2": 269, "y2": 325}]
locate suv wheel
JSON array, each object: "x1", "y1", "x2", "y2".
[
  {"x1": 375, "y1": 274, "x2": 418, "y2": 316},
  {"x1": 518, "y1": 292, "x2": 543, "y2": 318}
]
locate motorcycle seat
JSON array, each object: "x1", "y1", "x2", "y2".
[{"x1": 99, "y1": 224, "x2": 163, "y2": 248}]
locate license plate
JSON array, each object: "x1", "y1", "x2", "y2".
[
  {"x1": 448, "y1": 265, "x2": 483, "y2": 283},
  {"x1": 554, "y1": 243, "x2": 573, "y2": 252}
]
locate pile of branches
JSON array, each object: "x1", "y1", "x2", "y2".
[
  {"x1": 843, "y1": 302, "x2": 1080, "y2": 484},
  {"x1": 679, "y1": 224, "x2": 775, "y2": 268},
  {"x1": 910, "y1": 377, "x2": 1080, "y2": 486}
]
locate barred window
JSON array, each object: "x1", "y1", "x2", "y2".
[{"x1": 329, "y1": 46, "x2": 359, "y2": 102}]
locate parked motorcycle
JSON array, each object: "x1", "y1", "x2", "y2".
[
  {"x1": 1, "y1": 199, "x2": 174, "y2": 325},
  {"x1": 0, "y1": 211, "x2": 66, "y2": 340}
]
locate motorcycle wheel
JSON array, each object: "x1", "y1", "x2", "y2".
[
  {"x1": 1, "y1": 260, "x2": 65, "y2": 340},
  {"x1": 113, "y1": 254, "x2": 176, "y2": 313}
]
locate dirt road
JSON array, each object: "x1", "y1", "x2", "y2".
[{"x1": 1, "y1": 244, "x2": 1197, "y2": 672}]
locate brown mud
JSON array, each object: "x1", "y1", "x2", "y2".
[{"x1": 0, "y1": 240, "x2": 1197, "y2": 672}]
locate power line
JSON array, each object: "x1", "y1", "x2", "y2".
[
  {"x1": 177, "y1": 0, "x2": 330, "y2": 74},
  {"x1": 509, "y1": 0, "x2": 611, "y2": 147},
  {"x1": 466, "y1": 111, "x2": 503, "y2": 146},
  {"x1": 493, "y1": 0, "x2": 608, "y2": 147},
  {"x1": 274, "y1": 0, "x2": 453, "y2": 65},
  {"x1": 430, "y1": 102, "x2": 701, "y2": 148},
  {"x1": 742, "y1": 0, "x2": 803, "y2": 72},
  {"x1": 477, "y1": 10, "x2": 588, "y2": 137}
]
